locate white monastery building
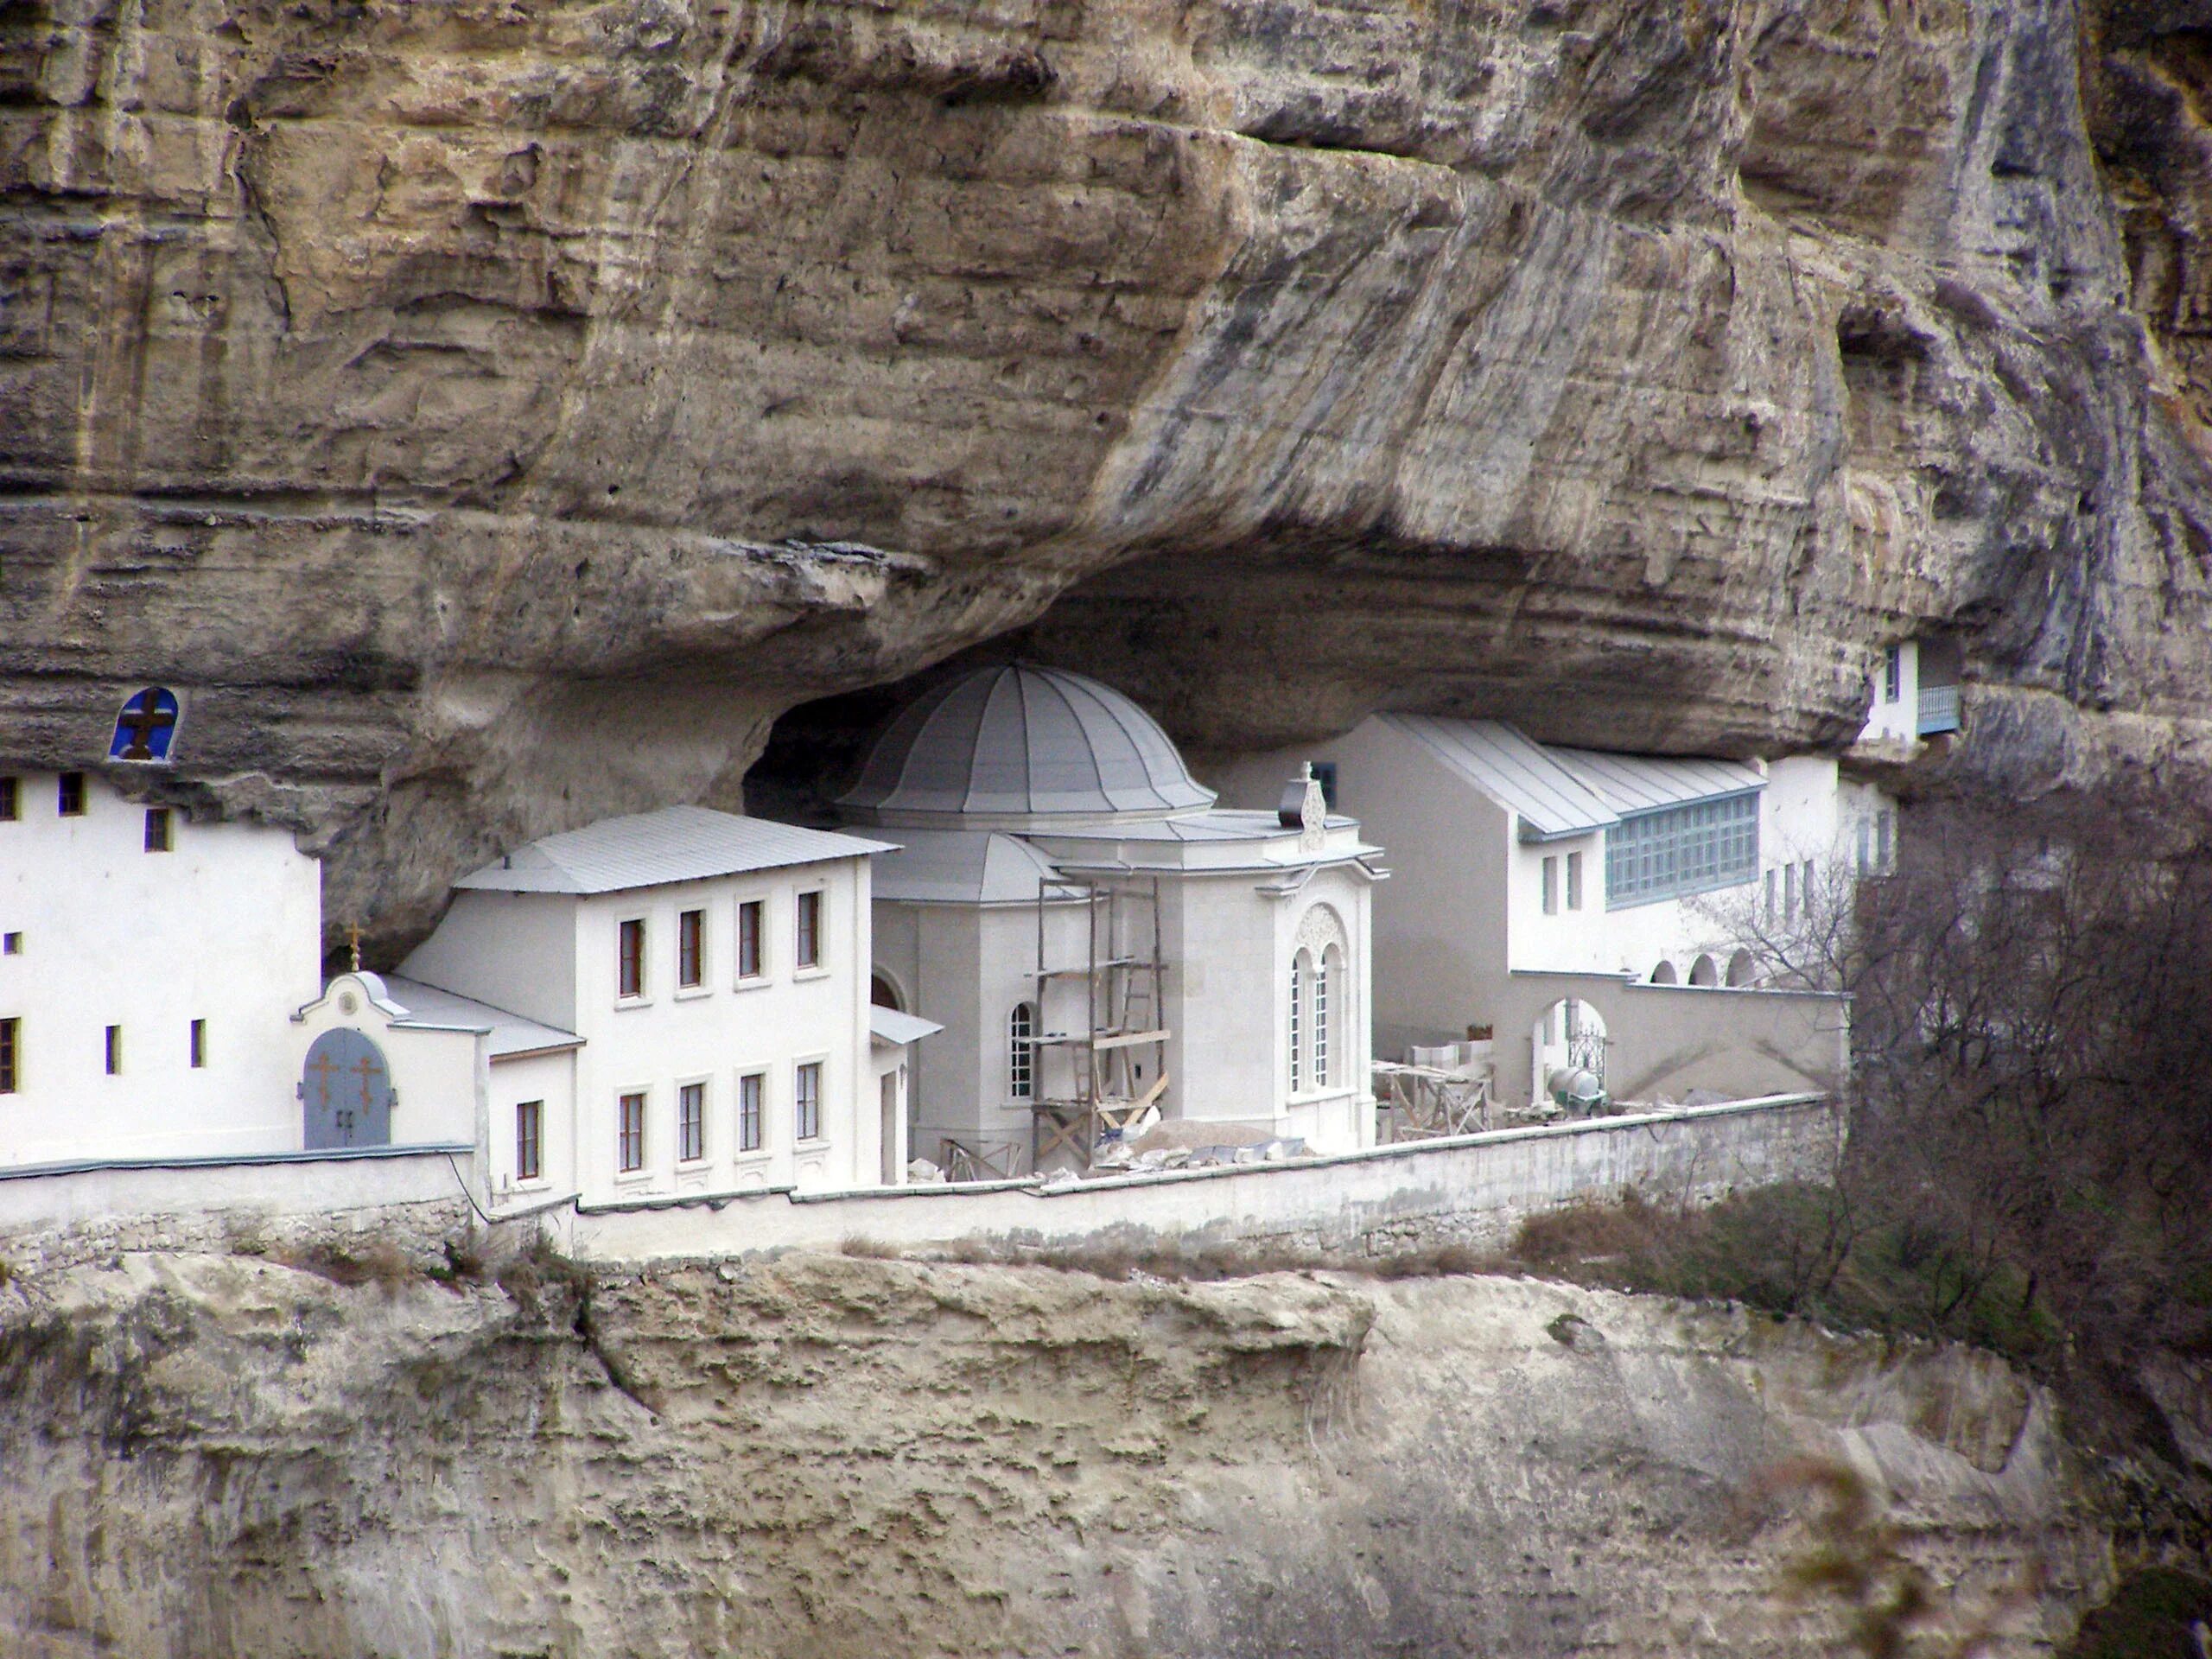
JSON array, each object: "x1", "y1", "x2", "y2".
[
  {"x1": 830, "y1": 664, "x2": 1383, "y2": 1172},
  {"x1": 0, "y1": 766, "x2": 321, "y2": 1166}
]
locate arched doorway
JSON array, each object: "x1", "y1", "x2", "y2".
[
  {"x1": 1533, "y1": 997, "x2": 1607, "y2": 1109},
  {"x1": 1688, "y1": 954, "x2": 1719, "y2": 988},
  {"x1": 302, "y1": 1029, "x2": 393, "y2": 1149}
]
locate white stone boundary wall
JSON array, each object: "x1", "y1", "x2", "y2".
[
  {"x1": 0, "y1": 1098, "x2": 1840, "y2": 1271},
  {"x1": 0, "y1": 1145, "x2": 480, "y2": 1274},
  {"x1": 559, "y1": 1094, "x2": 1842, "y2": 1263}
]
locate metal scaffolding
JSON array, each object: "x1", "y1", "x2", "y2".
[{"x1": 1029, "y1": 874, "x2": 1171, "y2": 1168}]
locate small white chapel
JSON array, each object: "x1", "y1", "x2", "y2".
[{"x1": 830, "y1": 663, "x2": 1385, "y2": 1172}]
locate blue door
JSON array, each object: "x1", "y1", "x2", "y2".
[{"x1": 302, "y1": 1029, "x2": 394, "y2": 1149}]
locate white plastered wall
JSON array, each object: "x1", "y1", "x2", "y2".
[
  {"x1": 0, "y1": 772, "x2": 322, "y2": 1164},
  {"x1": 486, "y1": 1050, "x2": 578, "y2": 1204}
]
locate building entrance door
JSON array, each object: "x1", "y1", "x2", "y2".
[{"x1": 302, "y1": 1028, "x2": 395, "y2": 1149}]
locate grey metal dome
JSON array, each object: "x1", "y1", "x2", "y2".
[{"x1": 837, "y1": 664, "x2": 1217, "y2": 828}]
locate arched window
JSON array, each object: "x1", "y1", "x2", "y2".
[
  {"x1": 1316, "y1": 944, "x2": 1341, "y2": 1089},
  {"x1": 1650, "y1": 960, "x2": 1678, "y2": 985},
  {"x1": 110, "y1": 687, "x2": 181, "y2": 764},
  {"x1": 871, "y1": 972, "x2": 903, "y2": 1011},
  {"x1": 1726, "y1": 950, "x2": 1757, "y2": 988},
  {"x1": 1688, "y1": 954, "x2": 1719, "y2": 988},
  {"x1": 1288, "y1": 952, "x2": 1307, "y2": 1093},
  {"x1": 1007, "y1": 1002, "x2": 1035, "y2": 1100}
]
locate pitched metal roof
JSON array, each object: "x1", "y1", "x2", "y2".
[
  {"x1": 454, "y1": 806, "x2": 896, "y2": 895},
  {"x1": 838, "y1": 663, "x2": 1217, "y2": 825},
  {"x1": 869, "y1": 1006, "x2": 944, "y2": 1047},
  {"x1": 1381, "y1": 715, "x2": 1618, "y2": 842},
  {"x1": 377, "y1": 976, "x2": 582, "y2": 1059},
  {"x1": 1549, "y1": 747, "x2": 1764, "y2": 817},
  {"x1": 868, "y1": 829, "x2": 1077, "y2": 906}
]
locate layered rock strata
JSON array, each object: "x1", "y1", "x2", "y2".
[
  {"x1": 5, "y1": 0, "x2": 2212, "y2": 942},
  {"x1": 0, "y1": 1248, "x2": 2127, "y2": 1657}
]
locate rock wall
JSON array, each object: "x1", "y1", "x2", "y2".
[
  {"x1": 0, "y1": 1248, "x2": 2120, "y2": 1657},
  {"x1": 7, "y1": 0, "x2": 2212, "y2": 944}
]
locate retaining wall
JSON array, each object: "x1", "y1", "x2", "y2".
[{"x1": 558, "y1": 1093, "x2": 1841, "y2": 1263}]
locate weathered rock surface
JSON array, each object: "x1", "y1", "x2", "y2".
[
  {"x1": 0, "y1": 1249, "x2": 2126, "y2": 1656},
  {"x1": 5, "y1": 0, "x2": 2212, "y2": 942}
]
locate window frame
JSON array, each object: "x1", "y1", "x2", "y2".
[
  {"x1": 793, "y1": 1058, "x2": 825, "y2": 1142},
  {"x1": 104, "y1": 1024, "x2": 121, "y2": 1076},
  {"x1": 794, "y1": 889, "x2": 825, "y2": 975},
  {"x1": 189, "y1": 1018, "x2": 207, "y2": 1069},
  {"x1": 616, "y1": 916, "x2": 648, "y2": 1002},
  {"x1": 1602, "y1": 792, "x2": 1761, "y2": 910},
  {"x1": 57, "y1": 772, "x2": 86, "y2": 817},
  {"x1": 1007, "y1": 1002, "x2": 1036, "y2": 1102},
  {"x1": 616, "y1": 1089, "x2": 648, "y2": 1175},
  {"x1": 734, "y1": 897, "x2": 766, "y2": 984},
  {"x1": 677, "y1": 906, "x2": 707, "y2": 993},
  {"x1": 1565, "y1": 849, "x2": 1583, "y2": 912},
  {"x1": 143, "y1": 807, "x2": 173, "y2": 853},
  {"x1": 1288, "y1": 951, "x2": 1306, "y2": 1094},
  {"x1": 0, "y1": 1017, "x2": 18, "y2": 1093},
  {"x1": 1313, "y1": 947, "x2": 1334, "y2": 1090},
  {"x1": 677, "y1": 1078, "x2": 708, "y2": 1165},
  {"x1": 0, "y1": 777, "x2": 17, "y2": 821},
  {"x1": 736, "y1": 1069, "x2": 766, "y2": 1154},
  {"x1": 515, "y1": 1099, "x2": 544, "y2": 1183},
  {"x1": 1541, "y1": 855, "x2": 1559, "y2": 915}
]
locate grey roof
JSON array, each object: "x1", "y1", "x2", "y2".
[
  {"x1": 1033, "y1": 809, "x2": 1362, "y2": 843},
  {"x1": 1551, "y1": 747, "x2": 1764, "y2": 817},
  {"x1": 1382, "y1": 715, "x2": 1618, "y2": 842},
  {"x1": 378, "y1": 976, "x2": 582, "y2": 1059},
  {"x1": 454, "y1": 806, "x2": 896, "y2": 895},
  {"x1": 869, "y1": 1006, "x2": 944, "y2": 1047},
  {"x1": 868, "y1": 829, "x2": 1077, "y2": 906},
  {"x1": 838, "y1": 664, "x2": 1217, "y2": 826}
]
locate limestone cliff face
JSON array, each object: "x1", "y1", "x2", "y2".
[
  {"x1": 5, "y1": 0, "x2": 2212, "y2": 941},
  {"x1": 0, "y1": 1250, "x2": 2120, "y2": 1656}
]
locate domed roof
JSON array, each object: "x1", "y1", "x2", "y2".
[{"x1": 838, "y1": 664, "x2": 1217, "y2": 828}]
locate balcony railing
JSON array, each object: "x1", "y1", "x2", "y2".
[{"x1": 1916, "y1": 682, "x2": 1961, "y2": 736}]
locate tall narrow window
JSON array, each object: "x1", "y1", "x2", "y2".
[
  {"x1": 796, "y1": 891, "x2": 823, "y2": 969},
  {"x1": 1288, "y1": 953, "x2": 1306, "y2": 1093},
  {"x1": 1802, "y1": 861, "x2": 1816, "y2": 911},
  {"x1": 516, "y1": 1100, "x2": 543, "y2": 1180},
  {"x1": 1764, "y1": 868, "x2": 1777, "y2": 919},
  {"x1": 1876, "y1": 811, "x2": 1894, "y2": 870},
  {"x1": 738, "y1": 1071, "x2": 764, "y2": 1152},
  {"x1": 678, "y1": 908, "x2": 704, "y2": 988},
  {"x1": 795, "y1": 1061, "x2": 823, "y2": 1141},
  {"x1": 618, "y1": 918, "x2": 645, "y2": 999},
  {"x1": 1314, "y1": 950, "x2": 1334, "y2": 1090},
  {"x1": 1008, "y1": 1003, "x2": 1036, "y2": 1100},
  {"x1": 1541, "y1": 855, "x2": 1559, "y2": 915},
  {"x1": 0, "y1": 777, "x2": 17, "y2": 821},
  {"x1": 3, "y1": 933, "x2": 20, "y2": 956},
  {"x1": 1884, "y1": 645, "x2": 1903, "y2": 703},
  {"x1": 189, "y1": 1019, "x2": 206, "y2": 1068},
  {"x1": 143, "y1": 807, "x2": 172, "y2": 852},
  {"x1": 618, "y1": 1091, "x2": 645, "y2": 1172},
  {"x1": 1783, "y1": 861, "x2": 1796, "y2": 921},
  {"x1": 1565, "y1": 851, "x2": 1583, "y2": 912},
  {"x1": 105, "y1": 1024, "x2": 122, "y2": 1075},
  {"x1": 0, "y1": 1018, "x2": 18, "y2": 1092},
  {"x1": 736, "y1": 899, "x2": 764, "y2": 979},
  {"x1": 57, "y1": 772, "x2": 86, "y2": 817},
  {"x1": 678, "y1": 1082, "x2": 706, "y2": 1162},
  {"x1": 739, "y1": 1071, "x2": 764, "y2": 1151},
  {"x1": 1857, "y1": 822, "x2": 1871, "y2": 873}
]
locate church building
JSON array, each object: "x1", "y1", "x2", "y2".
[{"x1": 831, "y1": 664, "x2": 1384, "y2": 1172}]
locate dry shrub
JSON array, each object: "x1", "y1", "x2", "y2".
[
  {"x1": 496, "y1": 1236, "x2": 593, "y2": 1316},
  {"x1": 837, "y1": 1235, "x2": 903, "y2": 1260},
  {"x1": 279, "y1": 1237, "x2": 423, "y2": 1295}
]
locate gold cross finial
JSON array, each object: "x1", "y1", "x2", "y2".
[{"x1": 347, "y1": 924, "x2": 362, "y2": 973}]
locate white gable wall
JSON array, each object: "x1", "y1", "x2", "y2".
[
  {"x1": 397, "y1": 891, "x2": 577, "y2": 1031},
  {"x1": 0, "y1": 772, "x2": 321, "y2": 1164}
]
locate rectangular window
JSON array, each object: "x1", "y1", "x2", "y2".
[
  {"x1": 143, "y1": 807, "x2": 172, "y2": 852},
  {"x1": 1884, "y1": 645, "x2": 1904, "y2": 703},
  {"x1": 1603, "y1": 793, "x2": 1761, "y2": 909},
  {"x1": 617, "y1": 1091, "x2": 646, "y2": 1173},
  {"x1": 1541, "y1": 855, "x2": 1559, "y2": 915},
  {"x1": 795, "y1": 1061, "x2": 823, "y2": 1141},
  {"x1": 1288, "y1": 957, "x2": 1303, "y2": 1093},
  {"x1": 1802, "y1": 861, "x2": 1816, "y2": 911},
  {"x1": 736, "y1": 899, "x2": 763, "y2": 979},
  {"x1": 1310, "y1": 760, "x2": 1338, "y2": 810},
  {"x1": 1783, "y1": 861, "x2": 1796, "y2": 921},
  {"x1": 677, "y1": 908, "x2": 704, "y2": 988},
  {"x1": 0, "y1": 777, "x2": 16, "y2": 821},
  {"x1": 105, "y1": 1024, "x2": 121, "y2": 1075},
  {"x1": 795, "y1": 891, "x2": 823, "y2": 970},
  {"x1": 0, "y1": 1018, "x2": 17, "y2": 1092},
  {"x1": 1876, "y1": 811, "x2": 1894, "y2": 869},
  {"x1": 618, "y1": 918, "x2": 645, "y2": 999},
  {"x1": 1764, "y1": 868, "x2": 1777, "y2": 920},
  {"x1": 188, "y1": 1019, "x2": 206, "y2": 1068},
  {"x1": 1565, "y1": 851, "x2": 1583, "y2": 912},
  {"x1": 1857, "y1": 821, "x2": 1871, "y2": 874},
  {"x1": 58, "y1": 772, "x2": 86, "y2": 817},
  {"x1": 1313, "y1": 957, "x2": 1330, "y2": 1089},
  {"x1": 2, "y1": 932, "x2": 19, "y2": 956},
  {"x1": 738, "y1": 1071, "x2": 764, "y2": 1152},
  {"x1": 678, "y1": 1082, "x2": 706, "y2": 1162},
  {"x1": 516, "y1": 1100, "x2": 543, "y2": 1181}
]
